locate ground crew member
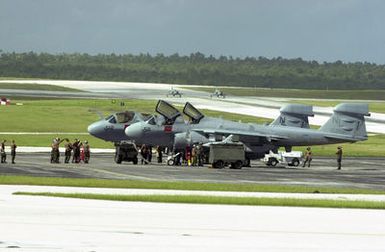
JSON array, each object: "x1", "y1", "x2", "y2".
[
  {"x1": 336, "y1": 146, "x2": 343, "y2": 170},
  {"x1": 50, "y1": 138, "x2": 58, "y2": 163},
  {"x1": 302, "y1": 146, "x2": 312, "y2": 167},
  {"x1": 72, "y1": 139, "x2": 80, "y2": 163},
  {"x1": 51, "y1": 138, "x2": 64, "y2": 163},
  {"x1": 191, "y1": 145, "x2": 197, "y2": 166},
  {"x1": 140, "y1": 144, "x2": 148, "y2": 165},
  {"x1": 64, "y1": 139, "x2": 72, "y2": 163},
  {"x1": 196, "y1": 143, "x2": 203, "y2": 166},
  {"x1": 148, "y1": 146, "x2": 152, "y2": 163},
  {"x1": 156, "y1": 145, "x2": 163, "y2": 163},
  {"x1": 1, "y1": 139, "x2": 6, "y2": 163},
  {"x1": 83, "y1": 140, "x2": 90, "y2": 163},
  {"x1": 10, "y1": 140, "x2": 16, "y2": 164},
  {"x1": 50, "y1": 138, "x2": 55, "y2": 163},
  {"x1": 185, "y1": 145, "x2": 191, "y2": 166}
]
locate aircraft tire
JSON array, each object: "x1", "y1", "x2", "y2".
[
  {"x1": 291, "y1": 158, "x2": 300, "y2": 167},
  {"x1": 115, "y1": 154, "x2": 122, "y2": 164},
  {"x1": 167, "y1": 159, "x2": 175, "y2": 166},
  {"x1": 214, "y1": 160, "x2": 224, "y2": 169},
  {"x1": 233, "y1": 160, "x2": 243, "y2": 169},
  {"x1": 270, "y1": 158, "x2": 278, "y2": 167},
  {"x1": 133, "y1": 157, "x2": 138, "y2": 165}
]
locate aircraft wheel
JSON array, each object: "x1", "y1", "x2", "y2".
[
  {"x1": 167, "y1": 159, "x2": 175, "y2": 166},
  {"x1": 214, "y1": 160, "x2": 224, "y2": 169},
  {"x1": 115, "y1": 154, "x2": 122, "y2": 164},
  {"x1": 133, "y1": 157, "x2": 138, "y2": 165},
  {"x1": 243, "y1": 158, "x2": 251, "y2": 167},
  {"x1": 270, "y1": 158, "x2": 278, "y2": 167},
  {"x1": 291, "y1": 158, "x2": 300, "y2": 167},
  {"x1": 233, "y1": 160, "x2": 243, "y2": 169}
]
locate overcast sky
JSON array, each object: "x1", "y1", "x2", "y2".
[{"x1": 1, "y1": 0, "x2": 384, "y2": 63}]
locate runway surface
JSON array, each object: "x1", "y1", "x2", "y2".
[
  {"x1": 1, "y1": 185, "x2": 385, "y2": 252},
  {"x1": 1, "y1": 153, "x2": 385, "y2": 190}
]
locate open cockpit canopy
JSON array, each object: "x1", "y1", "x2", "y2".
[
  {"x1": 183, "y1": 102, "x2": 204, "y2": 123},
  {"x1": 155, "y1": 100, "x2": 181, "y2": 124}
]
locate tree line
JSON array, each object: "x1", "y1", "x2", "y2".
[{"x1": 0, "y1": 51, "x2": 384, "y2": 89}]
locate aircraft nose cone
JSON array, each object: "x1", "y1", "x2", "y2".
[
  {"x1": 125, "y1": 122, "x2": 144, "y2": 140},
  {"x1": 87, "y1": 121, "x2": 104, "y2": 137}
]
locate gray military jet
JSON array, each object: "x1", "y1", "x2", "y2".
[
  {"x1": 166, "y1": 87, "x2": 182, "y2": 98},
  {"x1": 210, "y1": 89, "x2": 226, "y2": 98},
  {"x1": 87, "y1": 101, "x2": 308, "y2": 144},
  {"x1": 124, "y1": 100, "x2": 370, "y2": 163},
  {"x1": 87, "y1": 111, "x2": 151, "y2": 142}
]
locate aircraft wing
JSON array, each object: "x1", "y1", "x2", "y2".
[
  {"x1": 191, "y1": 128, "x2": 288, "y2": 141},
  {"x1": 323, "y1": 134, "x2": 368, "y2": 142}
]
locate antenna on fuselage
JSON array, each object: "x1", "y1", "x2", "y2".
[{"x1": 88, "y1": 108, "x2": 104, "y2": 120}]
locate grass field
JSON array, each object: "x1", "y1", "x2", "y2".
[
  {"x1": 290, "y1": 134, "x2": 385, "y2": 157},
  {"x1": 184, "y1": 87, "x2": 385, "y2": 100},
  {"x1": 13, "y1": 192, "x2": 385, "y2": 209},
  {"x1": 0, "y1": 83, "x2": 82, "y2": 92},
  {"x1": 2, "y1": 175, "x2": 384, "y2": 194}
]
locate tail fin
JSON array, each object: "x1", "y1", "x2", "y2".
[
  {"x1": 270, "y1": 104, "x2": 314, "y2": 128},
  {"x1": 319, "y1": 103, "x2": 370, "y2": 141}
]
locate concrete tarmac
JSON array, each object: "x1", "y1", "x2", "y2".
[
  {"x1": 1, "y1": 153, "x2": 385, "y2": 190},
  {"x1": 1, "y1": 186, "x2": 385, "y2": 252}
]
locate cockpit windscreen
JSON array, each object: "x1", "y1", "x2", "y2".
[{"x1": 116, "y1": 111, "x2": 135, "y2": 123}]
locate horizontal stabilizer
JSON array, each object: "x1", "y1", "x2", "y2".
[
  {"x1": 334, "y1": 103, "x2": 370, "y2": 116},
  {"x1": 270, "y1": 104, "x2": 314, "y2": 128}
]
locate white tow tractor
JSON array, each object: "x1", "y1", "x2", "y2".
[{"x1": 262, "y1": 151, "x2": 303, "y2": 167}]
